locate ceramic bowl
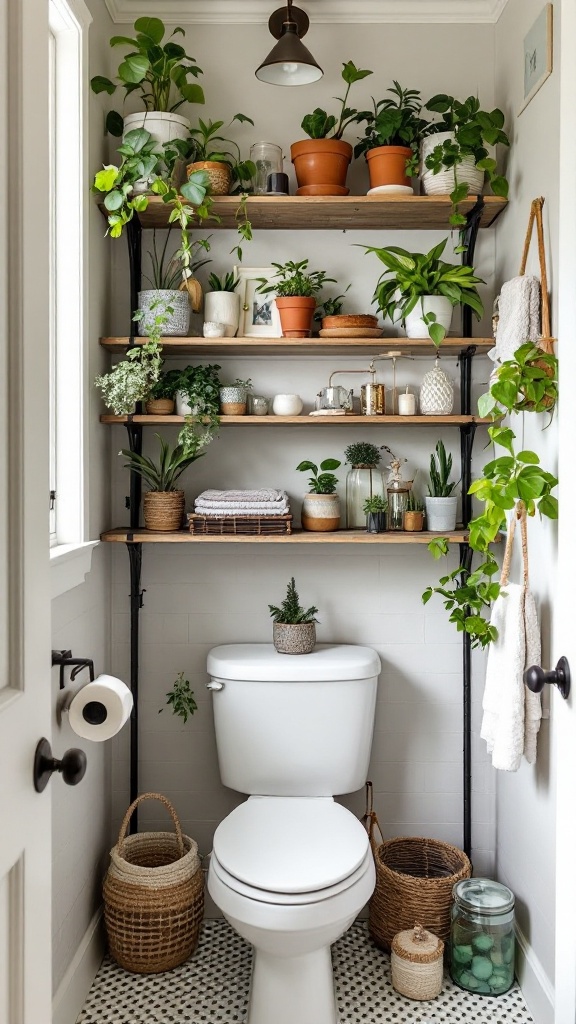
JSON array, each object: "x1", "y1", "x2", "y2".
[{"x1": 203, "y1": 321, "x2": 227, "y2": 338}]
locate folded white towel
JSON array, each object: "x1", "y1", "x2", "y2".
[
  {"x1": 480, "y1": 582, "x2": 542, "y2": 771},
  {"x1": 195, "y1": 502, "x2": 290, "y2": 517},
  {"x1": 489, "y1": 276, "x2": 541, "y2": 365},
  {"x1": 198, "y1": 488, "x2": 286, "y2": 504}
]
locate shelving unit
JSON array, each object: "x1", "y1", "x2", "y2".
[{"x1": 100, "y1": 193, "x2": 502, "y2": 843}]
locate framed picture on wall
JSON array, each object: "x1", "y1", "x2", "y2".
[
  {"x1": 519, "y1": 3, "x2": 553, "y2": 114},
  {"x1": 234, "y1": 266, "x2": 282, "y2": 338}
]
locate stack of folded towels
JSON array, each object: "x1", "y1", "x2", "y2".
[{"x1": 194, "y1": 488, "x2": 290, "y2": 517}]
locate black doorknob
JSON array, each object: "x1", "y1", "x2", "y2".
[
  {"x1": 33, "y1": 738, "x2": 87, "y2": 793},
  {"x1": 524, "y1": 656, "x2": 571, "y2": 700}
]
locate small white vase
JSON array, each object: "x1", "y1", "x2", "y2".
[
  {"x1": 272, "y1": 394, "x2": 303, "y2": 416},
  {"x1": 204, "y1": 292, "x2": 240, "y2": 338},
  {"x1": 420, "y1": 131, "x2": 485, "y2": 196},
  {"x1": 404, "y1": 297, "x2": 453, "y2": 339},
  {"x1": 419, "y1": 359, "x2": 455, "y2": 415},
  {"x1": 425, "y1": 496, "x2": 458, "y2": 532}
]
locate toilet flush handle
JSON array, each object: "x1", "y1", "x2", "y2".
[{"x1": 206, "y1": 680, "x2": 225, "y2": 691}]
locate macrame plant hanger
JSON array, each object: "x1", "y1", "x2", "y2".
[{"x1": 519, "y1": 196, "x2": 555, "y2": 355}]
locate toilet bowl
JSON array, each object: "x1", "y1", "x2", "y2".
[
  {"x1": 206, "y1": 644, "x2": 381, "y2": 1024},
  {"x1": 208, "y1": 796, "x2": 376, "y2": 1024}
]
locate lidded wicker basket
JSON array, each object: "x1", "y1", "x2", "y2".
[
  {"x1": 391, "y1": 923, "x2": 444, "y2": 1000},
  {"x1": 103, "y1": 792, "x2": 204, "y2": 974}
]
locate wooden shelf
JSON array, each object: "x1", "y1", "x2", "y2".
[
  {"x1": 101, "y1": 414, "x2": 491, "y2": 426},
  {"x1": 100, "y1": 337, "x2": 494, "y2": 358},
  {"x1": 101, "y1": 527, "x2": 477, "y2": 545},
  {"x1": 109, "y1": 194, "x2": 506, "y2": 231}
]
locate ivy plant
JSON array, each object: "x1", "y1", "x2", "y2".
[
  {"x1": 300, "y1": 61, "x2": 372, "y2": 140},
  {"x1": 160, "y1": 672, "x2": 198, "y2": 724},
  {"x1": 423, "y1": 543, "x2": 501, "y2": 650},
  {"x1": 92, "y1": 128, "x2": 158, "y2": 237},
  {"x1": 478, "y1": 343, "x2": 558, "y2": 419},
  {"x1": 91, "y1": 17, "x2": 205, "y2": 136}
]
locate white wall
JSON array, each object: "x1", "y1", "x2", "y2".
[
  {"x1": 494, "y1": 3, "x2": 560, "y2": 1022},
  {"x1": 51, "y1": 0, "x2": 114, "y2": 1016},
  {"x1": 106, "y1": 20, "x2": 499, "y2": 898}
]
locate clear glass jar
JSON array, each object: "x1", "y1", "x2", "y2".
[
  {"x1": 346, "y1": 466, "x2": 385, "y2": 529},
  {"x1": 450, "y1": 879, "x2": 515, "y2": 995},
  {"x1": 387, "y1": 486, "x2": 409, "y2": 530},
  {"x1": 250, "y1": 142, "x2": 283, "y2": 194}
]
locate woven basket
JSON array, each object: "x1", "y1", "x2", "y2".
[
  {"x1": 391, "y1": 924, "x2": 444, "y2": 1000},
  {"x1": 104, "y1": 793, "x2": 204, "y2": 974},
  {"x1": 363, "y1": 785, "x2": 471, "y2": 951},
  {"x1": 186, "y1": 160, "x2": 232, "y2": 195},
  {"x1": 144, "y1": 491, "x2": 185, "y2": 532}
]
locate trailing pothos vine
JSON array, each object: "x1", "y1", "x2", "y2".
[{"x1": 422, "y1": 343, "x2": 559, "y2": 649}]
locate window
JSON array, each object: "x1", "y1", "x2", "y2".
[{"x1": 48, "y1": 0, "x2": 97, "y2": 595}]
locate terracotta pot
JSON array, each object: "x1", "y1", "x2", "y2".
[
  {"x1": 275, "y1": 296, "x2": 316, "y2": 338},
  {"x1": 273, "y1": 622, "x2": 316, "y2": 656},
  {"x1": 186, "y1": 160, "x2": 232, "y2": 195},
  {"x1": 366, "y1": 146, "x2": 413, "y2": 190},
  {"x1": 144, "y1": 491, "x2": 185, "y2": 532},
  {"x1": 301, "y1": 493, "x2": 340, "y2": 532},
  {"x1": 403, "y1": 510, "x2": 425, "y2": 532},
  {"x1": 291, "y1": 139, "x2": 352, "y2": 192},
  {"x1": 145, "y1": 398, "x2": 175, "y2": 416}
]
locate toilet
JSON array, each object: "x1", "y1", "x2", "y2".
[{"x1": 206, "y1": 643, "x2": 381, "y2": 1024}]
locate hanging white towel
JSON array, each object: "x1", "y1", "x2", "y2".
[
  {"x1": 523, "y1": 592, "x2": 542, "y2": 764},
  {"x1": 489, "y1": 276, "x2": 541, "y2": 366}
]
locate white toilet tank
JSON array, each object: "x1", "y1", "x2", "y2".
[{"x1": 207, "y1": 644, "x2": 380, "y2": 796}]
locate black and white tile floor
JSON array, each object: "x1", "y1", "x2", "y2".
[{"x1": 78, "y1": 920, "x2": 534, "y2": 1024}]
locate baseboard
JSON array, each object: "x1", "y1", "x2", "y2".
[
  {"x1": 52, "y1": 908, "x2": 105, "y2": 1024},
  {"x1": 515, "y1": 922, "x2": 554, "y2": 1024}
]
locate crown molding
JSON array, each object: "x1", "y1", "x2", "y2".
[{"x1": 104, "y1": 0, "x2": 511, "y2": 26}]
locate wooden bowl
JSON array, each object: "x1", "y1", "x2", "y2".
[{"x1": 322, "y1": 314, "x2": 379, "y2": 329}]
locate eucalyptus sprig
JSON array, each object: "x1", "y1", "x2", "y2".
[{"x1": 160, "y1": 672, "x2": 198, "y2": 724}]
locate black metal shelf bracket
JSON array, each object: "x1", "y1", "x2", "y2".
[{"x1": 127, "y1": 541, "x2": 143, "y2": 833}]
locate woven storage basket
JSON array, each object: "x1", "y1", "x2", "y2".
[
  {"x1": 104, "y1": 793, "x2": 204, "y2": 974},
  {"x1": 144, "y1": 491, "x2": 185, "y2": 532},
  {"x1": 391, "y1": 924, "x2": 444, "y2": 1000},
  {"x1": 363, "y1": 784, "x2": 471, "y2": 952}
]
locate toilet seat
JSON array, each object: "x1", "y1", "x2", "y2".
[{"x1": 212, "y1": 796, "x2": 370, "y2": 901}]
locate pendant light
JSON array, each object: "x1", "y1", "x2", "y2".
[{"x1": 256, "y1": 1, "x2": 323, "y2": 87}]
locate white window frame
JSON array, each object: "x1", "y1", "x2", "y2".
[{"x1": 48, "y1": 0, "x2": 98, "y2": 597}]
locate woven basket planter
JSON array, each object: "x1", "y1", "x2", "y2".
[
  {"x1": 144, "y1": 491, "x2": 185, "y2": 532},
  {"x1": 364, "y1": 793, "x2": 471, "y2": 951},
  {"x1": 186, "y1": 160, "x2": 232, "y2": 195},
  {"x1": 103, "y1": 793, "x2": 204, "y2": 974}
]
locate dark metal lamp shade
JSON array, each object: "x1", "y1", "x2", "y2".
[{"x1": 256, "y1": 7, "x2": 323, "y2": 86}]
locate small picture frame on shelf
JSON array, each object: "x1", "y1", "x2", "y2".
[{"x1": 234, "y1": 266, "x2": 282, "y2": 338}]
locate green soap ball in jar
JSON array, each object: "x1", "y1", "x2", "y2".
[
  {"x1": 490, "y1": 974, "x2": 513, "y2": 994},
  {"x1": 471, "y1": 956, "x2": 494, "y2": 981},
  {"x1": 472, "y1": 933, "x2": 494, "y2": 953},
  {"x1": 452, "y1": 944, "x2": 473, "y2": 965}
]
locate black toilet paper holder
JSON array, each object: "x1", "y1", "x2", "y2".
[{"x1": 52, "y1": 650, "x2": 95, "y2": 690}]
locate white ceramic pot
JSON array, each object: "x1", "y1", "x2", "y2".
[
  {"x1": 420, "y1": 131, "x2": 485, "y2": 197},
  {"x1": 301, "y1": 493, "x2": 341, "y2": 532},
  {"x1": 419, "y1": 361, "x2": 455, "y2": 415},
  {"x1": 425, "y1": 495, "x2": 458, "y2": 532},
  {"x1": 176, "y1": 391, "x2": 193, "y2": 417},
  {"x1": 204, "y1": 292, "x2": 240, "y2": 338},
  {"x1": 137, "y1": 290, "x2": 190, "y2": 337},
  {"x1": 272, "y1": 394, "x2": 303, "y2": 416},
  {"x1": 123, "y1": 111, "x2": 191, "y2": 193},
  {"x1": 404, "y1": 297, "x2": 453, "y2": 339}
]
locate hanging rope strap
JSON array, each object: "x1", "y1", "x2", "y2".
[
  {"x1": 519, "y1": 197, "x2": 554, "y2": 354},
  {"x1": 500, "y1": 500, "x2": 529, "y2": 590}
]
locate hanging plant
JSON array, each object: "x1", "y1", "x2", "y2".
[{"x1": 478, "y1": 343, "x2": 558, "y2": 419}]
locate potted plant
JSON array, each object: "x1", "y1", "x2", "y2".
[
  {"x1": 363, "y1": 237, "x2": 484, "y2": 344},
  {"x1": 478, "y1": 342, "x2": 558, "y2": 419},
  {"x1": 291, "y1": 60, "x2": 373, "y2": 195},
  {"x1": 296, "y1": 457, "x2": 341, "y2": 532},
  {"x1": 403, "y1": 491, "x2": 425, "y2": 532},
  {"x1": 186, "y1": 114, "x2": 256, "y2": 195},
  {"x1": 120, "y1": 432, "x2": 205, "y2": 532},
  {"x1": 138, "y1": 231, "x2": 193, "y2": 338},
  {"x1": 354, "y1": 82, "x2": 425, "y2": 192},
  {"x1": 90, "y1": 16, "x2": 205, "y2": 141},
  {"x1": 268, "y1": 577, "x2": 319, "y2": 655},
  {"x1": 363, "y1": 495, "x2": 388, "y2": 534},
  {"x1": 96, "y1": 300, "x2": 165, "y2": 414},
  {"x1": 146, "y1": 368, "x2": 181, "y2": 415},
  {"x1": 344, "y1": 441, "x2": 385, "y2": 529},
  {"x1": 205, "y1": 272, "x2": 241, "y2": 338},
  {"x1": 219, "y1": 378, "x2": 252, "y2": 416},
  {"x1": 174, "y1": 363, "x2": 222, "y2": 418},
  {"x1": 258, "y1": 260, "x2": 336, "y2": 338},
  {"x1": 425, "y1": 440, "x2": 458, "y2": 532},
  {"x1": 421, "y1": 94, "x2": 510, "y2": 226}
]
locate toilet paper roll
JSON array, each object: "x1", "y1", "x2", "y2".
[{"x1": 67, "y1": 674, "x2": 133, "y2": 741}]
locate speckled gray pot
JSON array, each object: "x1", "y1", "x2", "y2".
[
  {"x1": 273, "y1": 622, "x2": 316, "y2": 655},
  {"x1": 137, "y1": 290, "x2": 190, "y2": 337}
]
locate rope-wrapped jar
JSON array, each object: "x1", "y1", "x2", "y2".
[{"x1": 391, "y1": 923, "x2": 444, "y2": 1000}]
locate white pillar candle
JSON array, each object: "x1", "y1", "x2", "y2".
[{"x1": 398, "y1": 391, "x2": 416, "y2": 415}]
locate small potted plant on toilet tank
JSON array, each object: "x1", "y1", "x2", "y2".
[{"x1": 269, "y1": 577, "x2": 319, "y2": 655}]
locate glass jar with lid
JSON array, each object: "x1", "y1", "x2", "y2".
[
  {"x1": 450, "y1": 878, "x2": 515, "y2": 995},
  {"x1": 249, "y1": 143, "x2": 283, "y2": 194},
  {"x1": 386, "y1": 486, "x2": 409, "y2": 531},
  {"x1": 346, "y1": 465, "x2": 385, "y2": 529}
]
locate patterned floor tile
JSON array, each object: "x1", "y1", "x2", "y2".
[{"x1": 77, "y1": 920, "x2": 534, "y2": 1024}]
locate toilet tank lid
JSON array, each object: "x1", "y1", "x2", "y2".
[{"x1": 207, "y1": 644, "x2": 381, "y2": 682}]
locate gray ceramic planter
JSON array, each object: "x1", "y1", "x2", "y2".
[{"x1": 273, "y1": 622, "x2": 316, "y2": 655}]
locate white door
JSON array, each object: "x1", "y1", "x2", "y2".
[
  {"x1": 554, "y1": 2, "x2": 576, "y2": 1020},
  {"x1": 0, "y1": 0, "x2": 53, "y2": 1021}
]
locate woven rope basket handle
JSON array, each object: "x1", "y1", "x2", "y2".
[
  {"x1": 117, "y1": 792, "x2": 185, "y2": 859},
  {"x1": 500, "y1": 501, "x2": 529, "y2": 589},
  {"x1": 362, "y1": 781, "x2": 385, "y2": 851},
  {"x1": 519, "y1": 196, "x2": 554, "y2": 354}
]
